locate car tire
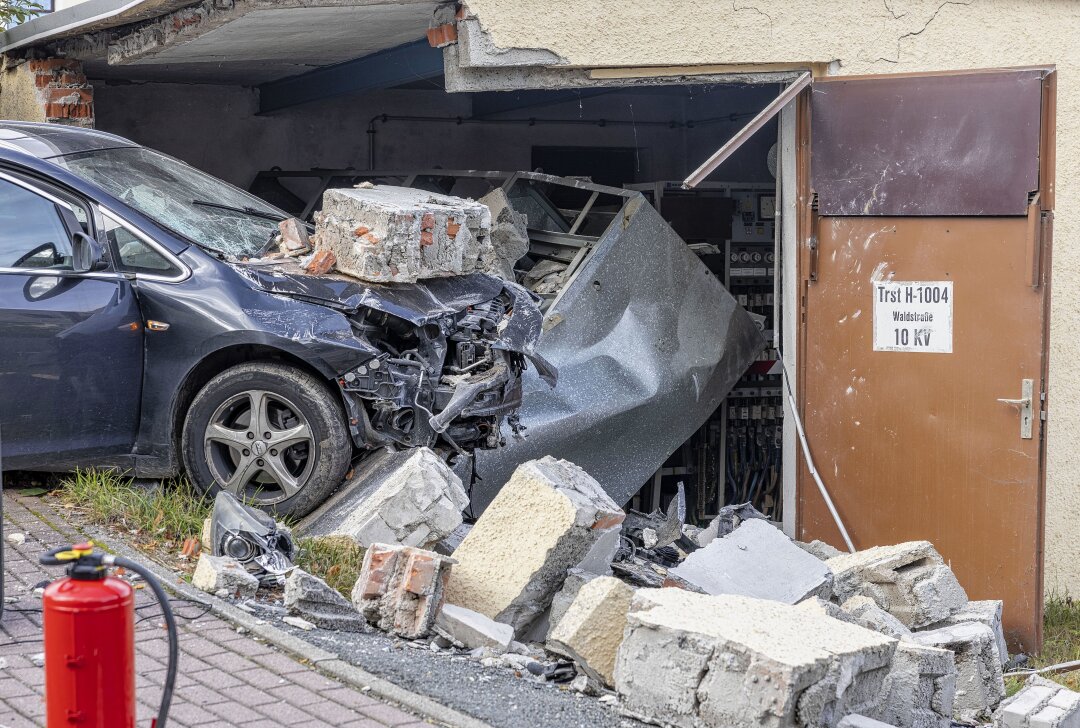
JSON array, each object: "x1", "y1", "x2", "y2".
[{"x1": 181, "y1": 361, "x2": 351, "y2": 518}]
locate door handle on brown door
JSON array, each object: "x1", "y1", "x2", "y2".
[{"x1": 997, "y1": 378, "x2": 1034, "y2": 439}]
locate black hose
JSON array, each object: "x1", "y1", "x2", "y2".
[{"x1": 112, "y1": 556, "x2": 177, "y2": 728}]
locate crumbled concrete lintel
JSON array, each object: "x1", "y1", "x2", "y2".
[
  {"x1": 442, "y1": 44, "x2": 798, "y2": 93},
  {"x1": 454, "y1": 16, "x2": 566, "y2": 69},
  {"x1": 284, "y1": 568, "x2": 367, "y2": 632},
  {"x1": 351, "y1": 543, "x2": 455, "y2": 640},
  {"x1": 106, "y1": 0, "x2": 237, "y2": 66}
]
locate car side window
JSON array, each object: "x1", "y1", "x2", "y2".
[
  {"x1": 0, "y1": 178, "x2": 75, "y2": 270},
  {"x1": 101, "y1": 212, "x2": 179, "y2": 275}
]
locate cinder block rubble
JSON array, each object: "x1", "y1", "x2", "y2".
[
  {"x1": 284, "y1": 569, "x2": 367, "y2": 632},
  {"x1": 444, "y1": 456, "x2": 624, "y2": 635},
  {"x1": 927, "y1": 599, "x2": 1008, "y2": 666},
  {"x1": 298, "y1": 447, "x2": 469, "y2": 550},
  {"x1": 827, "y1": 541, "x2": 968, "y2": 628},
  {"x1": 435, "y1": 603, "x2": 514, "y2": 654},
  {"x1": 192, "y1": 553, "x2": 259, "y2": 598},
  {"x1": 668, "y1": 518, "x2": 833, "y2": 603},
  {"x1": 478, "y1": 187, "x2": 529, "y2": 280},
  {"x1": 351, "y1": 543, "x2": 455, "y2": 639},
  {"x1": 614, "y1": 589, "x2": 897, "y2": 728},
  {"x1": 870, "y1": 641, "x2": 956, "y2": 728},
  {"x1": 315, "y1": 185, "x2": 491, "y2": 283},
  {"x1": 547, "y1": 576, "x2": 634, "y2": 687},
  {"x1": 995, "y1": 675, "x2": 1080, "y2": 728},
  {"x1": 913, "y1": 622, "x2": 1005, "y2": 722}
]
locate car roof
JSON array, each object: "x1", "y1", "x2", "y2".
[{"x1": 0, "y1": 121, "x2": 137, "y2": 159}]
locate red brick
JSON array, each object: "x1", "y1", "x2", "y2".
[
  {"x1": 420, "y1": 231, "x2": 434, "y2": 246},
  {"x1": 592, "y1": 513, "x2": 626, "y2": 530},
  {"x1": 44, "y1": 103, "x2": 92, "y2": 119},
  {"x1": 40, "y1": 86, "x2": 92, "y2": 104},
  {"x1": 353, "y1": 225, "x2": 370, "y2": 237},
  {"x1": 446, "y1": 219, "x2": 461, "y2": 239},
  {"x1": 403, "y1": 554, "x2": 435, "y2": 595},
  {"x1": 303, "y1": 249, "x2": 336, "y2": 275},
  {"x1": 420, "y1": 212, "x2": 435, "y2": 230}
]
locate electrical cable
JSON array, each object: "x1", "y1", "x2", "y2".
[
  {"x1": 110, "y1": 555, "x2": 177, "y2": 728},
  {"x1": 776, "y1": 351, "x2": 856, "y2": 553}
]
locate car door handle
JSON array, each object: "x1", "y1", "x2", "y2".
[{"x1": 997, "y1": 378, "x2": 1034, "y2": 440}]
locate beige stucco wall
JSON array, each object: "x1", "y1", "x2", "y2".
[
  {"x1": 0, "y1": 60, "x2": 47, "y2": 123},
  {"x1": 462, "y1": 0, "x2": 1080, "y2": 596}
]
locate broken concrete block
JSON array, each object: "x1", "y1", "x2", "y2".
[
  {"x1": 548, "y1": 569, "x2": 600, "y2": 636},
  {"x1": 444, "y1": 456, "x2": 624, "y2": 635},
  {"x1": 839, "y1": 716, "x2": 900, "y2": 728},
  {"x1": 668, "y1": 518, "x2": 833, "y2": 604},
  {"x1": 842, "y1": 595, "x2": 913, "y2": 640},
  {"x1": 299, "y1": 448, "x2": 468, "y2": 550},
  {"x1": 284, "y1": 569, "x2": 367, "y2": 632},
  {"x1": 796, "y1": 596, "x2": 857, "y2": 625},
  {"x1": 827, "y1": 541, "x2": 969, "y2": 628},
  {"x1": 351, "y1": 543, "x2": 455, "y2": 639},
  {"x1": 691, "y1": 501, "x2": 770, "y2": 547},
  {"x1": 927, "y1": 599, "x2": 1008, "y2": 666},
  {"x1": 995, "y1": 675, "x2": 1080, "y2": 728},
  {"x1": 478, "y1": 187, "x2": 529, "y2": 280},
  {"x1": 278, "y1": 217, "x2": 310, "y2": 255},
  {"x1": 870, "y1": 640, "x2": 956, "y2": 728},
  {"x1": 435, "y1": 603, "x2": 513, "y2": 654},
  {"x1": 315, "y1": 185, "x2": 491, "y2": 283},
  {"x1": 913, "y1": 621, "x2": 1005, "y2": 722},
  {"x1": 192, "y1": 553, "x2": 259, "y2": 598},
  {"x1": 614, "y1": 589, "x2": 897, "y2": 728},
  {"x1": 547, "y1": 576, "x2": 634, "y2": 688}
]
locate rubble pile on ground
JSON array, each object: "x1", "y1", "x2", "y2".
[
  {"x1": 191, "y1": 453, "x2": 1025, "y2": 728},
  {"x1": 313, "y1": 185, "x2": 492, "y2": 283}
]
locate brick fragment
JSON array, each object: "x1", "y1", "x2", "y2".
[
  {"x1": 351, "y1": 543, "x2": 455, "y2": 639},
  {"x1": 304, "y1": 249, "x2": 336, "y2": 275}
]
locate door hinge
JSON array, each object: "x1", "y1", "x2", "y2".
[{"x1": 808, "y1": 235, "x2": 819, "y2": 283}]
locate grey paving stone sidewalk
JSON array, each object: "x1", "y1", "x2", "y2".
[{"x1": 0, "y1": 493, "x2": 430, "y2": 728}]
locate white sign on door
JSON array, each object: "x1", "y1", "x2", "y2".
[{"x1": 872, "y1": 281, "x2": 953, "y2": 353}]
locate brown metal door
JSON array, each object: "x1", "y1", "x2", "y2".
[{"x1": 798, "y1": 68, "x2": 1055, "y2": 651}]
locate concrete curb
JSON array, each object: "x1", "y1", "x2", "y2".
[{"x1": 17, "y1": 496, "x2": 493, "y2": 728}]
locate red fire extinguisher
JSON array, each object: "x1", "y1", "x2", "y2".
[{"x1": 40, "y1": 543, "x2": 178, "y2": 728}]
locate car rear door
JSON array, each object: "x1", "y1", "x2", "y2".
[{"x1": 0, "y1": 170, "x2": 144, "y2": 468}]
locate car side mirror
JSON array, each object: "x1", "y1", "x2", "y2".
[{"x1": 72, "y1": 232, "x2": 105, "y2": 273}]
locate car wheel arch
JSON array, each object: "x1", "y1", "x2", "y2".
[{"x1": 170, "y1": 343, "x2": 347, "y2": 462}]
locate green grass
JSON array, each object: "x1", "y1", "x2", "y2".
[
  {"x1": 294, "y1": 535, "x2": 366, "y2": 597},
  {"x1": 1006, "y1": 596, "x2": 1080, "y2": 695},
  {"x1": 55, "y1": 469, "x2": 364, "y2": 593},
  {"x1": 58, "y1": 469, "x2": 211, "y2": 551}
]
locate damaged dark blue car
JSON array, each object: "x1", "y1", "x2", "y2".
[{"x1": 0, "y1": 122, "x2": 551, "y2": 517}]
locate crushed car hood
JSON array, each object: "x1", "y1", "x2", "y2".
[{"x1": 237, "y1": 261, "x2": 555, "y2": 383}]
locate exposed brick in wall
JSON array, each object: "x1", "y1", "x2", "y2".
[
  {"x1": 27, "y1": 58, "x2": 94, "y2": 126},
  {"x1": 0, "y1": 56, "x2": 94, "y2": 127}
]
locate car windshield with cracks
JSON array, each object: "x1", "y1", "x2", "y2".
[{"x1": 54, "y1": 146, "x2": 290, "y2": 258}]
